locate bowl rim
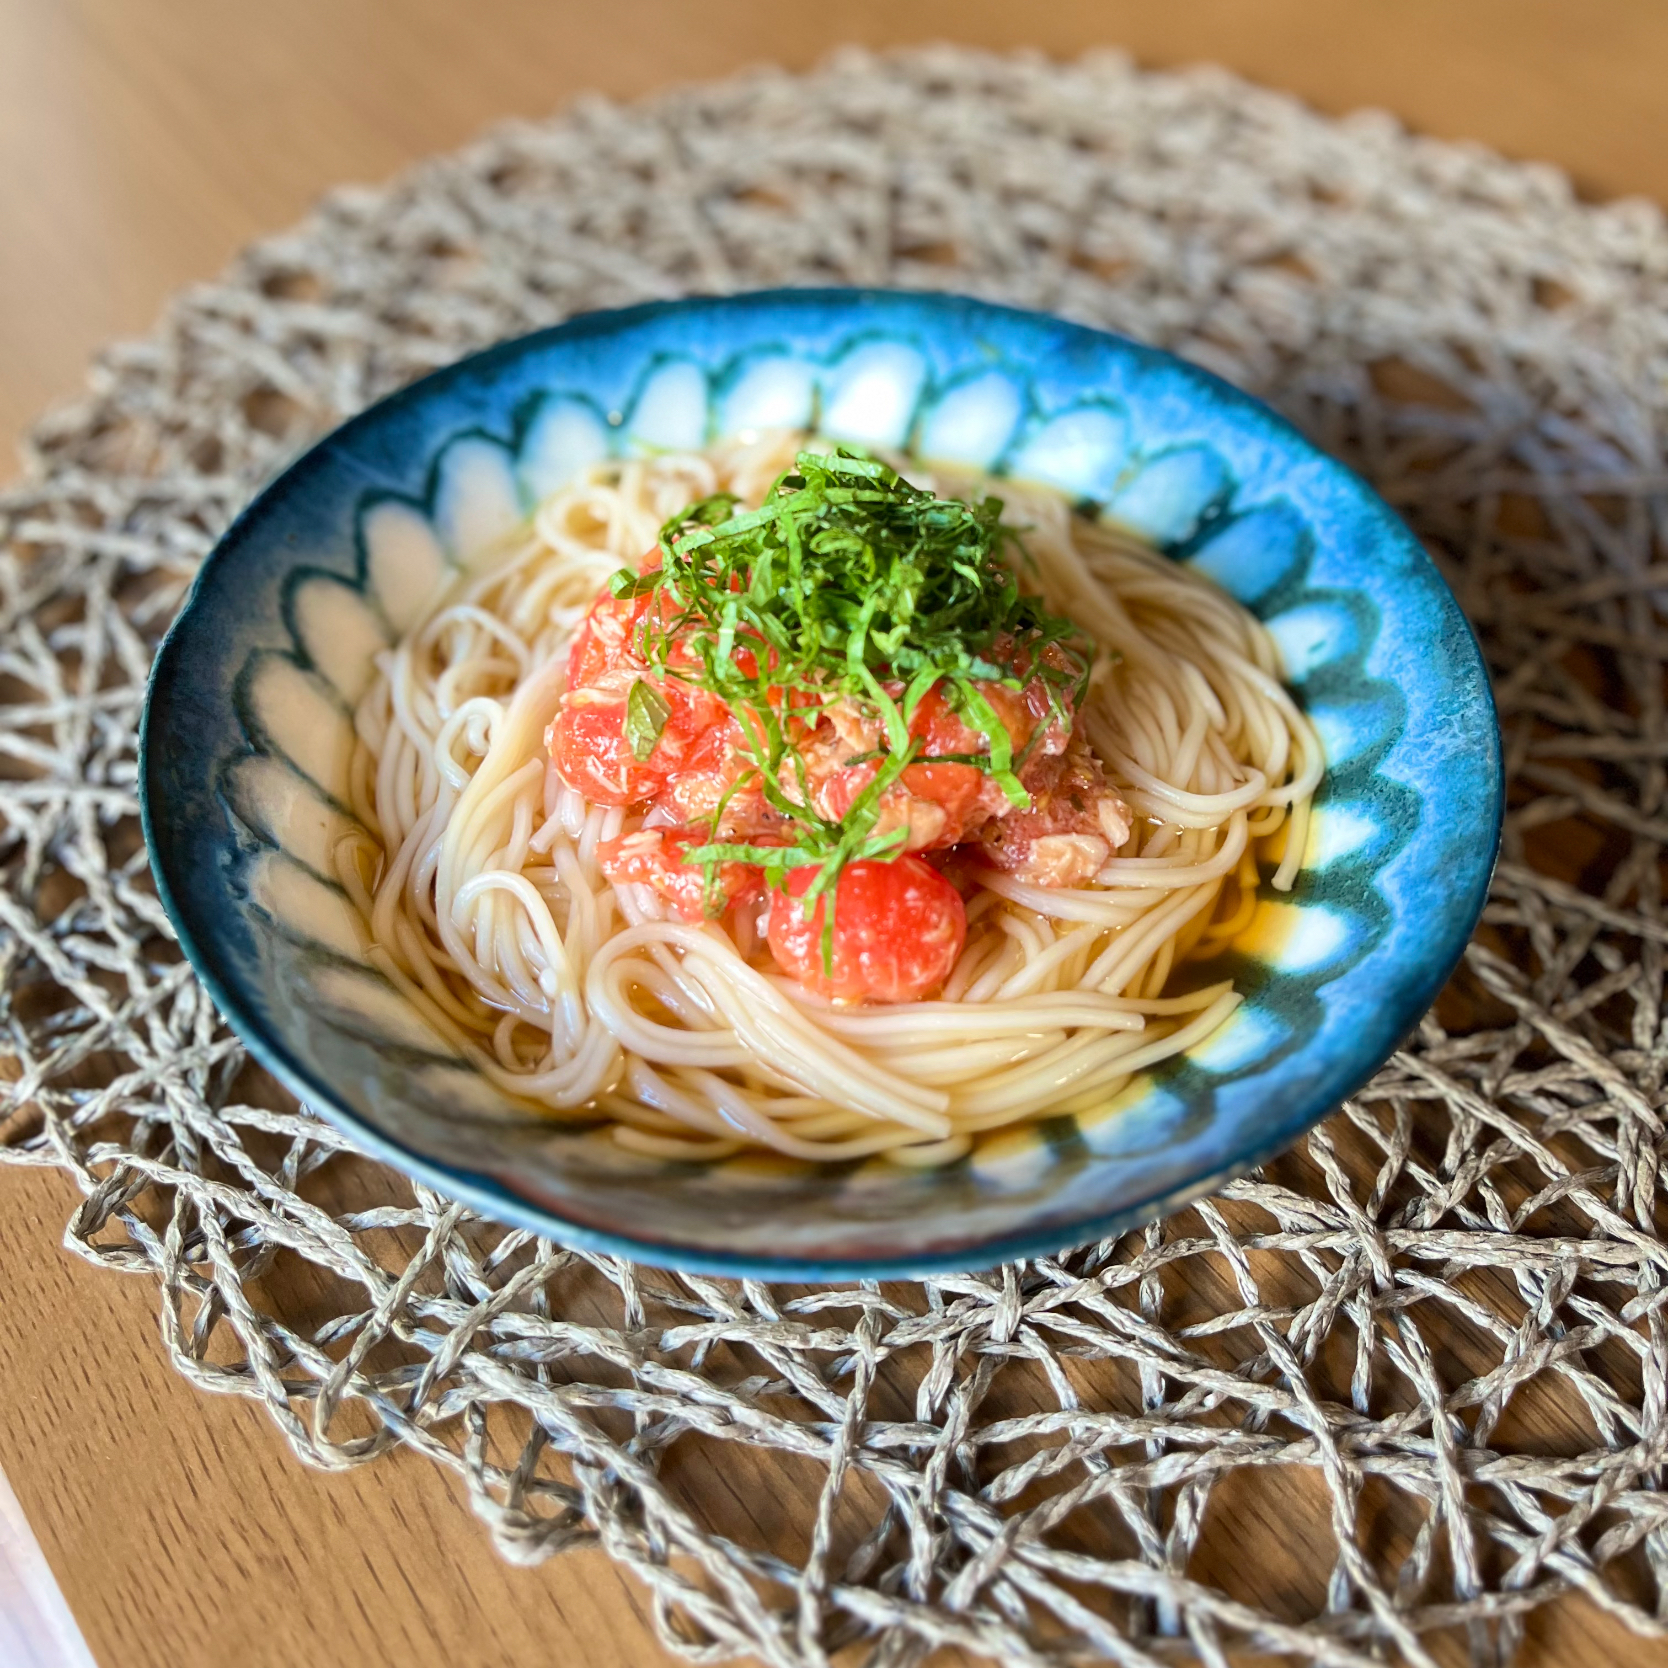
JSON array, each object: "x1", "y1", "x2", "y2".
[{"x1": 139, "y1": 286, "x2": 1504, "y2": 1278}]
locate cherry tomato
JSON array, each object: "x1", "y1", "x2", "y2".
[
  {"x1": 551, "y1": 662, "x2": 732, "y2": 806},
  {"x1": 558, "y1": 564, "x2": 757, "y2": 810},
  {"x1": 597, "y1": 828, "x2": 762, "y2": 921},
  {"x1": 657, "y1": 675, "x2": 730, "y2": 751},
  {"x1": 767, "y1": 856, "x2": 966, "y2": 1003}
]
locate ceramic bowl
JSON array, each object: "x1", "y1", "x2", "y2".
[{"x1": 140, "y1": 289, "x2": 1501, "y2": 1276}]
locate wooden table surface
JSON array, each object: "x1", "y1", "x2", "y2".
[{"x1": 4, "y1": 3, "x2": 1668, "y2": 1665}]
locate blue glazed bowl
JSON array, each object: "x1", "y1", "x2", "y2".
[{"x1": 140, "y1": 289, "x2": 1501, "y2": 1277}]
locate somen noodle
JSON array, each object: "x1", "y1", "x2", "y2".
[{"x1": 335, "y1": 434, "x2": 1323, "y2": 1166}]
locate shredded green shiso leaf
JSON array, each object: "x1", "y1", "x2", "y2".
[{"x1": 609, "y1": 447, "x2": 1093, "y2": 934}]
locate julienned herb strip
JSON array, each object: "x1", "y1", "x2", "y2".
[
  {"x1": 608, "y1": 447, "x2": 1093, "y2": 950},
  {"x1": 623, "y1": 680, "x2": 671, "y2": 763}
]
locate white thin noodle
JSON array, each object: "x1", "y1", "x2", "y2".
[{"x1": 338, "y1": 433, "x2": 1324, "y2": 1165}]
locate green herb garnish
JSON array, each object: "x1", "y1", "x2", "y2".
[
  {"x1": 612, "y1": 447, "x2": 1092, "y2": 928},
  {"x1": 623, "y1": 679, "x2": 671, "y2": 763}
]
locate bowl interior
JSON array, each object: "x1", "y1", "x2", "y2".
[{"x1": 140, "y1": 289, "x2": 1500, "y2": 1276}]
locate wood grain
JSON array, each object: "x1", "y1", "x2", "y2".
[
  {"x1": 2, "y1": 3, "x2": 1667, "y2": 1664},
  {"x1": 6, "y1": 0, "x2": 1668, "y2": 465},
  {"x1": 0, "y1": 1163, "x2": 689, "y2": 1668}
]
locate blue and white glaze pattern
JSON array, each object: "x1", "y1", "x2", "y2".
[{"x1": 140, "y1": 290, "x2": 1501, "y2": 1277}]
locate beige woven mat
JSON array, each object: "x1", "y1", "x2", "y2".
[{"x1": 4, "y1": 45, "x2": 1668, "y2": 1668}]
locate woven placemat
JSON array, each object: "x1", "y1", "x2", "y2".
[{"x1": 4, "y1": 45, "x2": 1668, "y2": 1668}]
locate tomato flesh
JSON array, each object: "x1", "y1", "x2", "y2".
[
  {"x1": 547, "y1": 669, "x2": 733, "y2": 808},
  {"x1": 550, "y1": 559, "x2": 1129, "y2": 992},
  {"x1": 564, "y1": 591, "x2": 649, "y2": 691},
  {"x1": 596, "y1": 828, "x2": 762, "y2": 922},
  {"x1": 766, "y1": 856, "x2": 966, "y2": 1003},
  {"x1": 546, "y1": 693, "x2": 666, "y2": 805}
]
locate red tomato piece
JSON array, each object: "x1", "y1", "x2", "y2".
[
  {"x1": 597, "y1": 828, "x2": 762, "y2": 922},
  {"x1": 910, "y1": 679, "x2": 1033, "y2": 758},
  {"x1": 766, "y1": 855, "x2": 967, "y2": 1003},
  {"x1": 898, "y1": 761, "x2": 985, "y2": 833},
  {"x1": 551, "y1": 664, "x2": 730, "y2": 807},
  {"x1": 547, "y1": 695, "x2": 666, "y2": 805},
  {"x1": 813, "y1": 759, "x2": 880, "y2": 825},
  {"x1": 651, "y1": 719, "x2": 753, "y2": 826},
  {"x1": 563, "y1": 549, "x2": 669, "y2": 689},
  {"x1": 565, "y1": 592, "x2": 650, "y2": 690},
  {"x1": 811, "y1": 758, "x2": 986, "y2": 850},
  {"x1": 657, "y1": 674, "x2": 730, "y2": 750}
]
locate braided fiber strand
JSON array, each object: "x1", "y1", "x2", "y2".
[{"x1": 4, "y1": 45, "x2": 1668, "y2": 1666}]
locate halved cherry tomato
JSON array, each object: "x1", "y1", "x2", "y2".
[
  {"x1": 766, "y1": 855, "x2": 966, "y2": 1003},
  {"x1": 550, "y1": 657, "x2": 732, "y2": 805}
]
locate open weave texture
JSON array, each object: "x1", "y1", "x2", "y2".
[{"x1": 4, "y1": 45, "x2": 1668, "y2": 1668}]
